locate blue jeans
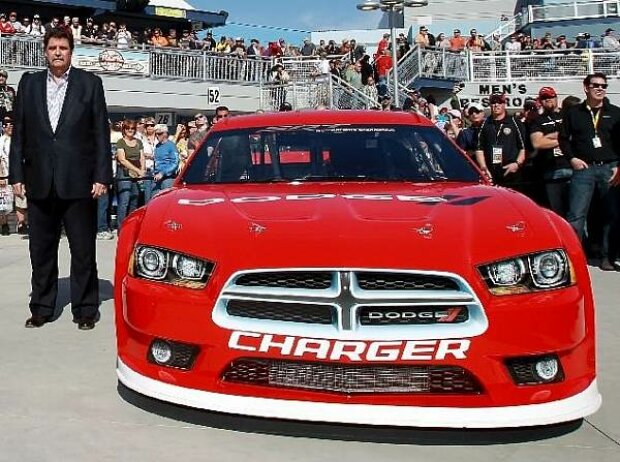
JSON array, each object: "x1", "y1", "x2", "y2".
[
  {"x1": 142, "y1": 169, "x2": 154, "y2": 205},
  {"x1": 567, "y1": 163, "x2": 619, "y2": 259},
  {"x1": 153, "y1": 177, "x2": 175, "y2": 194},
  {"x1": 116, "y1": 171, "x2": 139, "y2": 230},
  {"x1": 97, "y1": 193, "x2": 109, "y2": 232}
]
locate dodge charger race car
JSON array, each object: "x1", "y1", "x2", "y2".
[{"x1": 115, "y1": 110, "x2": 601, "y2": 428}]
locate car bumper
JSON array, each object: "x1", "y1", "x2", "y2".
[{"x1": 117, "y1": 357, "x2": 601, "y2": 428}]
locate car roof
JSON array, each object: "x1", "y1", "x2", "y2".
[{"x1": 210, "y1": 110, "x2": 435, "y2": 132}]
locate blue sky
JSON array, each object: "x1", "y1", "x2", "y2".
[{"x1": 190, "y1": 0, "x2": 383, "y2": 32}]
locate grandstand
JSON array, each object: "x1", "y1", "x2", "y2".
[{"x1": 1, "y1": 0, "x2": 620, "y2": 124}]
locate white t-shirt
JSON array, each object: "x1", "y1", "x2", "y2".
[{"x1": 0, "y1": 134, "x2": 10, "y2": 178}]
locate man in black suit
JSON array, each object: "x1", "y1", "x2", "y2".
[{"x1": 9, "y1": 28, "x2": 112, "y2": 330}]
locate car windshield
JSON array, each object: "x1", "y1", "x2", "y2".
[{"x1": 182, "y1": 125, "x2": 481, "y2": 184}]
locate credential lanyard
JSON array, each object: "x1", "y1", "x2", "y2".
[{"x1": 588, "y1": 106, "x2": 602, "y2": 135}]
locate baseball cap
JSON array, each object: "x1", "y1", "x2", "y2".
[
  {"x1": 470, "y1": 28, "x2": 477, "y2": 34},
  {"x1": 194, "y1": 112, "x2": 206, "y2": 120},
  {"x1": 0, "y1": 69, "x2": 7, "y2": 77},
  {"x1": 489, "y1": 93, "x2": 507, "y2": 104},
  {"x1": 454, "y1": 29, "x2": 461, "y2": 33},
  {"x1": 538, "y1": 87, "x2": 557, "y2": 99},
  {"x1": 466, "y1": 102, "x2": 485, "y2": 114},
  {"x1": 3, "y1": 116, "x2": 12, "y2": 125},
  {"x1": 448, "y1": 109, "x2": 462, "y2": 119},
  {"x1": 420, "y1": 26, "x2": 428, "y2": 31}
]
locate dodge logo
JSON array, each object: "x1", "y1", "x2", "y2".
[{"x1": 367, "y1": 308, "x2": 463, "y2": 322}]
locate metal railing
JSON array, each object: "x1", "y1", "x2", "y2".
[
  {"x1": 258, "y1": 75, "x2": 380, "y2": 112},
  {"x1": 0, "y1": 35, "x2": 276, "y2": 83},
  {"x1": 278, "y1": 56, "x2": 329, "y2": 82},
  {"x1": 469, "y1": 49, "x2": 620, "y2": 82},
  {"x1": 418, "y1": 48, "x2": 469, "y2": 80},
  {"x1": 397, "y1": 45, "x2": 421, "y2": 86},
  {"x1": 528, "y1": 0, "x2": 620, "y2": 23},
  {"x1": 0, "y1": 35, "x2": 45, "y2": 69},
  {"x1": 149, "y1": 49, "x2": 272, "y2": 82},
  {"x1": 395, "y1": 45, "x2": 469, "y2": 90}
]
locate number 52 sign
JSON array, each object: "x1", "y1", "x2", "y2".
[{"x1": 208, "y1": 87, "x2": 220, "y2": 105}]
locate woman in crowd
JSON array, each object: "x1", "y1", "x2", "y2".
[
  {"x1": 116, "y1": 120, "x2": 144, "y2": 229},
  {"x1": 141, "y1": 117, "x2": 157, "y2": 203},
  {"x1": 174, "y1": 123, "x2": 190, "y2": 173},
  {"x1": 436, "y1": 33, "x2": 451, "y2": 49}
]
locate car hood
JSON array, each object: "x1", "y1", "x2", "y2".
[{"x1": 137, "y1": 183, "x2": 564, "y2": 272}]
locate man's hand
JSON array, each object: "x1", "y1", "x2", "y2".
[
  {"x1": 610, "y1": 166, "x2": 620, "y2": 186},
  {"x1": 503, "y1": 162, "x2": 520, "y2": 176},
  {"x1": 12, "y1": 183, "x2": 25, "y2": 197},
  {"x1": 91, "y1": 182, "x2": 107, "y2": 199},
  {"x1": 570, "y1": 158, "x2": 588, "y2": 170},
  {"x1": 480, "y1": 166, "x2": 493, "y2": 184}
]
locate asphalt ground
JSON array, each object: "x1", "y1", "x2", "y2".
[{"x1": 0, "y1": 234, "x2": 618, "y2": 461}]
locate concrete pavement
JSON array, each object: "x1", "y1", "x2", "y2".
[{"x1": 0, "y1": 234, "x2": 618, "y2": 461}]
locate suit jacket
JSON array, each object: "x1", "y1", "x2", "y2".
[{"x1": 9, "y1": 67, "x2": 112, "y2": 200}]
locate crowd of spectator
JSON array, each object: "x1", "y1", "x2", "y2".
[
  {"x1": 93, "y1": 106, "x2": 231, "y2": 239},
  {"x1": 412, "y1": 24, "x2": 620, "y2": 53},
  {"x1": 0, "y1": 10, "x2": 369, "y2": 60}
]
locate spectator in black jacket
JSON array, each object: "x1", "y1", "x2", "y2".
[
  {"x1": 475, "y1": 93, "x2": 527, "y2": 189},
  {"x1": 559, "y1": 73, "x2": 620, "y2": 270},
  {"x1": 530, "y1": 86, "x2": 572, "y2": 216}
]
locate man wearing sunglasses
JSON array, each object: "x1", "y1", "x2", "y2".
[{"x1": 559, "y1": 73, "x2": 620, "y2": 271}]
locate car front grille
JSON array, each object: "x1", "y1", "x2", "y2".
[
  {"x1": 222, "y1": 358, "x2": 482, "y2": 394},
  {"x1": 356, "y1": 272, "x2": 460, "y2": 291},
  {"x1": 235, "y1": 271, "x2": 332, "y2": 289},
  {"x1": 226, "y1": 299, "x2": 333, "y2": 324},
  {"x1": 214, "y1": 269, "x2": 485, "y2": 339}
]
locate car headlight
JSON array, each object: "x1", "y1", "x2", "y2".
[
  {"x1": 132, "y1": 245, "x2": 214, "y2": 289},
  {"x1": 479, "y1": 250, "x2": 574, "y2": 295}
]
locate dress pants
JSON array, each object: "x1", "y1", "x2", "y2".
[{"x1": 28, "y1": 192, "x2": 99, "y2": 320}]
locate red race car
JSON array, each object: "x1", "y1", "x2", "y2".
[{"x1": 115, "y1": 110, "x2": 601, "y2": 428}]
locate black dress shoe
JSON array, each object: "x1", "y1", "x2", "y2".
[
  {"x1": 77, "y1": 319, "x2": 96, "y2": 330},
  {"x1": 25, "y1": 315, "x2": 52, "y2": 328},
  {"x1": 600, "y1": 258, "x2": 616, "y2": 271}
]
